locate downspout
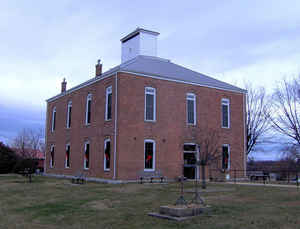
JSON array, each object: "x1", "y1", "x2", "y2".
[{"x1": 113, "y1": 72, "x2": 118, "y2": 179}]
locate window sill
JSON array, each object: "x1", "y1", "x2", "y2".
[
  {"x1": 144, "y1": 169, "x2": 155, "y2": 172},
  {"x1": 221, "y1": 126, "x2": 230, "y2": 129},
  {"x1": 105, "y1": 119, "x2": 112, "y2": 122},
  {"x1": 104, "y1": 169, "x2": 110, "y2": 172},
  {"x1": 144, "y1": 120, "x2": 156, "y2": 123},
  {"x1": 84, "y1": 168, "x2": 89, "y2": 170}
]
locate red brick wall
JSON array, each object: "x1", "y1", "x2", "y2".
[
  {"x1": 46, "y1": 76, "x2": 116, "y2": 179},
  {"x1": 45, "y1": 72, "x2": 246, "y2": 180},
  {"x1": 116, "y1": 72, "x2": 245, "y2": 180}
]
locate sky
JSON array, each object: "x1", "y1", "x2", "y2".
[{"x1": 1, "y1": 0, "x2": 300, "y2": 159}]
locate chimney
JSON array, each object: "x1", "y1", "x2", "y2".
[
  {"x1": 61, "y1": 78, "x2": 67, "y2": 93},
  {"x1": 95, "y1": 59, "x2": 102, "y2": 77}
]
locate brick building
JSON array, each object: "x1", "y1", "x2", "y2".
[{"x1": 45, "y1": 28, "x2": 246, "y2": 181}]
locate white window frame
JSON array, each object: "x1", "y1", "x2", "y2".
[
  {"x1": 144, "y1": 87, "x2": 156, "y2": 122},
  {"x1": 65, "y1": 143, "x2": 70, "y2": 168},
  {"x1": 84, "y1": 141, "x2": 90, "y2": 170},
  {"x1": 104, "y1": 139, "x2": 111, "y2": 171},
  {"x1": 144, "y1": 139, "x2": 155, "y2": 172},
  {"x1": 66, "y1": 101, "x2": 72, "y2": 128},
  {"x1": 221, "y1": 98, "x2": 230, "y2": 128},
  {"x1": 186, "y1": 93, "x2": 196, "y2": 125},
  {"x1": 85, "y1": 94, "x2": 92, "y2": 125},
  {"x1": 222, "y1": 144, "x2": 230, "y2": 170},
  {"x1": 51, "y1": 107, "x2": 56, "y2": 132},
  {"x1": 105, "y1": 86, "x2": 112, "y2": 121},
  {"x1": 50, "y1": 144, "x2": 55, "y2": 168}
]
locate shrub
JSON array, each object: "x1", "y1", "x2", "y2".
[
  {"x1": 14, "y1": 158, "x2": 37, "y2": 174},
  {"x1": 0, "y1": 142, "x2": 18, "y2": 174}
]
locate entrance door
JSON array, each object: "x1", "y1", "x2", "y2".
[{"x1": 183, "y1": 144, "x2": 197, "y2": 179}]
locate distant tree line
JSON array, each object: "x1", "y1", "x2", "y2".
[{"x1": 0, "y1": 128, "x2": 44, "y2": 174}]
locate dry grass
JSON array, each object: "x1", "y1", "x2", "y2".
[{"x1": 0, "y1": 174, "x2": 300, "y2": 229}]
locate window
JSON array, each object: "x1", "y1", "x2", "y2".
[
  {"x1": 85, "y1": 94, "x2": 92, "y2": 125},
  {"x1": 145, "y1": 87, "x2": 156, "y2": 121},
  {"x1": 51, "y1": 107, "x2": 56, "y2": 132},
  {"x1": 66, "y1": 101, "x2": 72, "y2": 128},
  {"x1": 222, "y1": 99, "x2": 230, "y2": 128},
  {"x1": 84, "y1": 142, "x2": 90, "y2": 169},
  {"x1": 144, "y1": 139, "x2": 155, "y2": 171},
  {"x1": 50, "y1": 145, "x2": 55, "y2": 168},
  {"x1": 65, "y1": 144, "x2": 70, "y2": 168},
  {"x1": 104, "y1": 139, "x2": 111, "y2": 171},
  {"x1": 222, "y1": 145, "x2": 230, "y2": 170},
  {"x1": 187, "y1": 93, "x2": 196, "y2": 125},
  {"x1": 105, "y1": 86, "x2": 112, "y2": 121}
]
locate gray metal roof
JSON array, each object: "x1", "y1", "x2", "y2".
[
  {"x1": 119, "y1": 55, "x2": 246, "y2": 93},
  {"x1": 47, "y1": 55, "x2": 246, "y2": 102}
]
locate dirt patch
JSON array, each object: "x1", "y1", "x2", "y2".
[
  {"x1": 87, "y1": 199, "x2": 120, "y2": 210},
  {"x1": 105, "y1": 184, "x2": 145, "y2": 193}
]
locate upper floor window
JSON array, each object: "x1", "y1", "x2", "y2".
[
  {"x1": 187, "y1": 93, "x2": 196, "y2": 125},
  {"x1": 104, "y1": 139, "x2": 111, "y2": 171},
  {"x1": 105, "y1": 86, "x2": 112, "y2": 121},
  {"x1": 144, "y1": 139, "x2": 155, "y2": 171},
  {"x1": 222, "y1": 98, "x2": 230, "y2": 128},
  {"x1": 51, "y1": 107, "x2": 56, "y2": 132},
  {"x1": 84, "y1": 141, "x2": 90, "y2": 170},
  {"x1": 145, "y1": 87, "x2": 156, "y2": 122},
  {"x1": 66, "y1": 101, "x2": 72, "y2": 128},
  {"x1": 50, "y1": 145, "x2": 55, "y2": 168},
  {"x1": 222, "y1": 144, "x2": 230, "y2": 170},
  {"x1": 85, "y1": 94, "x2": 92, "y2": 125},
  {"x1": 65, "y1": 144, "x2": 70, "y2": 168}
]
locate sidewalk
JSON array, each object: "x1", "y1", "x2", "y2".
[{"x1": 226, "y1": 182, "x2": 299, "y2": 188}]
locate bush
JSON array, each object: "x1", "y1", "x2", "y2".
[
  {"x1": 0, "y1": 142, "x2": 18, "y2": 174},
  {"x1": 14, "y1": 158, "x2": 37, "y2": 174}
]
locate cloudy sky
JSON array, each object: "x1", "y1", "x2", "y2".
[{"x1": 1, "y1": 0, "x2": 300, "y2": 159}]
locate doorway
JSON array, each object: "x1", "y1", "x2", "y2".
[{"x1": 183, "y1": 143, "x2": 198, "y2": 179}]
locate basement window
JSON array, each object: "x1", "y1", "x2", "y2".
[
  {"x1": 144, "y1": 139, "x2": 155, "y2": 171},
  {"x1": 145, "y1": 87, "x2": 156, "y2": 122},
  {"x1": 65, "y1": 144, "x2": 70, "y2": 168},
  {"x1": 84, "y1": 142, "x2": 90, "y2": 170},
  {"x1": 105, "y1": 86, "x2": 112, "y2": 121},
  {"x1": 104, "y1": 139, "x2": 111, "y2": 171}
]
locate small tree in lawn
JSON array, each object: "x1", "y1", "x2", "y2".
[{"x1": 195, "y1": 128, "x2": 222, "y2": 189}]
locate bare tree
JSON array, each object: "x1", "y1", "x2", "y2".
[
  {"x1": 11, "y1": 128, "x2": 44, "y2": 158},
  {"x1": 270, "y1": 77, "x2": 300, "y2": 146},
  {"x1": 194, "y1": 128, "x2": 222, "y2": 189},
  {"x1": 246, "y1": 82, "x2": 271, "y2": 156}
]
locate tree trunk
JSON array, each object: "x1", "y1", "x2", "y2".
[{"x1": 201, "y1": 165, "x2": 206, "y2": 189}]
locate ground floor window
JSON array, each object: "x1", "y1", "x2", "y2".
[
  {"x1": 84, "y1": 142, "x2": 90, "y2": 169},
  {"x1": 50, "y1": 145, "x2": 55, "y2": 168},
  {"x1": 222, "y1": 145, "x2": 230, "y2": 170},
  {"x1": 65, "y1": 144, "x2": 70, "y2": 168},
  {"x1": 144, "y1": 139, "x2": 155, "y2": 171},
  {"x1": 104, "y1": 139, "x2": 111, "y2": 171}
]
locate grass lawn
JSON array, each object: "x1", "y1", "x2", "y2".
[{"x1": 0, "y1": 175, "x2": 300, "y2": 229}]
